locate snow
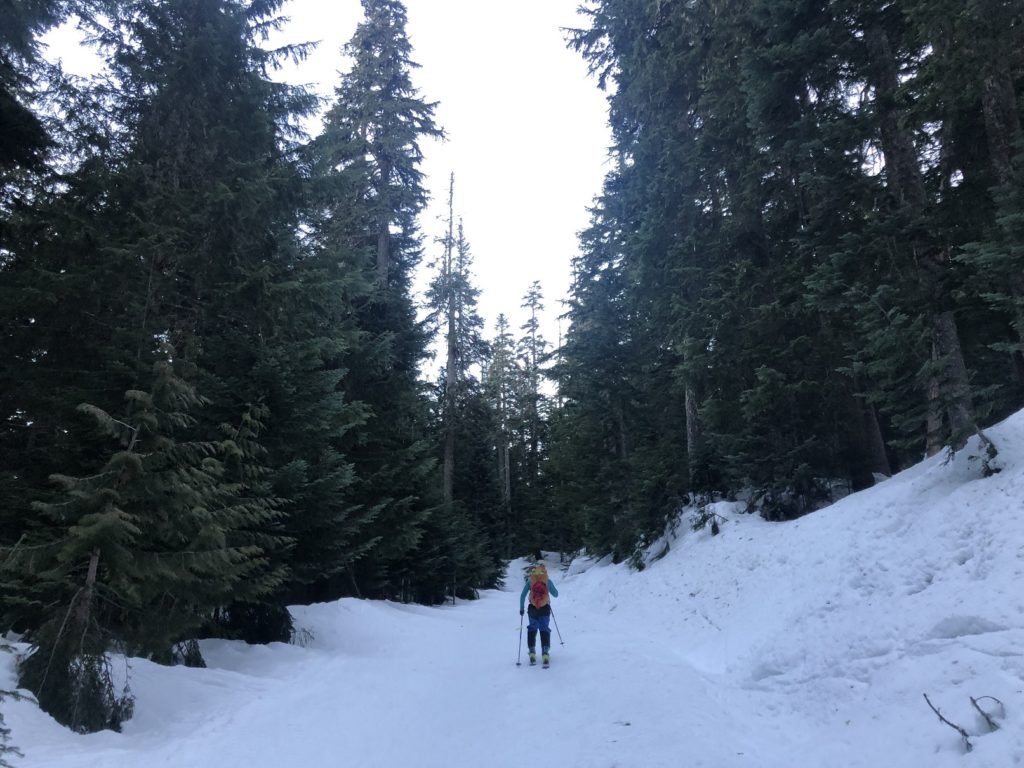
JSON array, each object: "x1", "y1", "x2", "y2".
[{"x1": 4, "y1": 412, "x2": 1024, "y2": 767}]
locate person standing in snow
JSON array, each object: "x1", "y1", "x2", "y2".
[{"x1": 519, "y1": 563, "x2": 559, "y2": 666}]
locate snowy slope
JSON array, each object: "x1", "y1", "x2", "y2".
[{"x1": 4, "y1": 412, "x2": 1024, "y2": 768}]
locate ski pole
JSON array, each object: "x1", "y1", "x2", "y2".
[
  {"x1": 515, "y1": 610, "x2": 524, "y2": 665},
  {"x1": 550, "y1": 606, "x2": 565, "y2": 646}
]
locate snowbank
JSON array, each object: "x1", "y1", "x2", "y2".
[{"x1": 4, "y1": 412, "x2": 1023, "y2": 767}]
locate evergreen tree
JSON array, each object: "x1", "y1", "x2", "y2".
[
  {"x1": 0, "y1": 0, "x2": 68, "y2": 180},
  {"x1": 561, "y1": 0, "x2": 1021, "y2": 556},
  {"x1": 309, "y1": 0, "x2": 443, "y2": 600},
  {"x1": 517, "y1": 283, "x2": 549, "y2": 484},
  {"x1": 548, "y1": 183, "x2": 650, "y2": 562},
  {"x1": 424, "y1": 180, "x2": 500, "y2": 600},
  {"x1": 1, "y1": 0, "x2": 340, "y2": 727},
  {"x1": 947, "y1": 0, "x2": 1024, "y2": 403},
  {"x1": 427, "y1": 178, "x2": 487, "y2": 501},
  {"x1": 90, "y1": 0, "x2": 326, "y2": 641},
  {"x1": 483, "y1": 314, "x2": 518, "y2": 553},
  {"x1": 244, "y1": 233, "x2": 374, "y2": 618},
  {"x1": 9, "y1": 352, "x2": 285, "y2": 730},
  {"x1": 1, "y1": 1, "x2": 113, "y2": 549},
  {"x1": 513, "y1": 282, "x2": 555, "y2": 550},
  {"x1": 694, "y1": 0, "x2": 885, "y2": 508}
]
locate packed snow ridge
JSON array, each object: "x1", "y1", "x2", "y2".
[{"x1": 5, "y1": 412, "x2": 1024, "y2": 767}]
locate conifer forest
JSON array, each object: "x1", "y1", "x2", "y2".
[{"x1": 2, "y1": 0, "x2": 1023, "y2": 734}]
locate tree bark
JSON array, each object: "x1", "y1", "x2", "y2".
[
  {"x1": 926, "y1": 365, "x2": 945, "y2": 458},
  {"x1": 376, "y1": 223, "x2": 390, "y2": 285},
  {"x1": 684, "y1": 381, "x2": 703, "y2": 484},
  {"x1": 74, "y1": 548, "x2": 101, "y2": 631},
  {"x1": 981, "y1": 67, "x2": 1021, "y2": 187},
  {"x1": 933, "y1": 310, "x2": 976, "y2": 448},
  {"x1": 858, "y1": 394, "x2": 892, "y2": 477},
  {"x1": 974, "y1": 0, "x2": 1022, "y2": 191},
  {"x1": 614, "y1": 397, "x2": 628, "y2": 461},
  {"x1": 375, "y1": 156, "x2": 393, "y2": 285},
  {"x1": 442, "y1": 174, "x2": 456, "y2": 505}
]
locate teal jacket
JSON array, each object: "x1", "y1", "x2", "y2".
[{"x1": 520, "y1": 577, "x2": 559, "y2": 611}]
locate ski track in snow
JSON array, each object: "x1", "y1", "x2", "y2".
[{"x1": 5, "y1": 413, "x2": 1024, "y2": 767}]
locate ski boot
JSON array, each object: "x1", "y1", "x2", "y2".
[
  {"x1": 529, "y1": 651, "x2": 537, "y2": 666},
  {"x1": 542, "y1": 652, "x2": 550, "y2": 669}
]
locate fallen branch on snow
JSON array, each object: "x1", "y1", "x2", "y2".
[
  {"x1": 923, "y1": 693, "x2": 972, "y2": 752},
  {"x1": 970, "y1": 696, "x2": 1004, "y2": 732}
]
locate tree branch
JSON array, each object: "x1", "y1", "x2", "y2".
[
  {"x1": 970, "y1": 695, "x2": 1004, "y2": 732},
  {"x1": 923, "y1": 693, "x2": 973, "y2": 752}
]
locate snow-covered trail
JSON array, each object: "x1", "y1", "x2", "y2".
[
  {"x1": 8, "y1": 412, "x2": 1024, "y2": 767},
  {"x1": 14, "y1": 573, "x2": 785, "y2": 768},
  {"x1": 11, "y1": 547, "x2": 1021, "y2": 767}
]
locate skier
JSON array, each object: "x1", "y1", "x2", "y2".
[{"x1": 519, "y1": 563, "x2": 559, "y2": 667}]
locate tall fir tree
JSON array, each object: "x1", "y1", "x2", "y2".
[
  {"x1": 424, "y1": 179, "x2": 500, "y2": 600},
  {"x1": 548, "y1": 181, "x2": 650, "y2": 562},
  {"x1": 0, "y1": 0, "x2": 74, "y2": 182},
  {"x1": 1, "y1": 1, "x2": 114, "y2": 544},
  {"x1": 309, "y1": 0, "x2": 443, "y2": 600},
  {"x1": 0, "y1": 0, "x2": 354, "y2": 728},
  {"x1": 483, "y1": 314, "x2": 518, "y2": 553},
  {"x1": 514, "y1": 281, "x2": 554, "y2": 550}
]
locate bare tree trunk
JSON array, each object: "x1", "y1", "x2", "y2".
[
  {"x1": 684, "y1": 381, "x2": 703, "y2": 484},
  {"x1": 502, "y1": 443, "x2": 511, "y2": 506},
  {"x1": 614, "y1": 398, "x2": 628, "y2": 461},
  {"x1": 926, "y1": 367, "x2": 945, "y2": 458},
  {"x1": 497, "y1": 434, "x2": 511, "y2": 553},
  {"x1": 858, "y1": 394, "x2": 892, "y2": 477},
  {"x1": 376, "y1": 223, "x2": 390, "y2": 285},
  {"x1": 974, "y1": 0, "x2": 1022, "y2": 192},
  {"x1": 442, "y1": 174, "x2": 456, "y2": 505},
  {"x1": 376, "y1": 157, "x2": 393, "y2": 285},
  {"x1": 527, "y1": 300, "x2": 541, "y2": 483},
  {"x1": 443, "y1": 424, "x2": 454, "y2": 505},
  {"x1": 497, "y1": 376, "x2": 511, "y2": 537},
  {"x1": 443, "y1": 281, "x2": 456, "y2": 504},
  {"x1": 933, "y1": 311, "x2": 977, "y2": 448},
  {"x1": 74, "y1": 548, "x2": 101, "y2": 631},
  {"x1": 497, "y1": 383, "x2": 511, "y2": 510},
  {"x1": 981, "y1": 67, "x2": 1021, "y2": 186}
]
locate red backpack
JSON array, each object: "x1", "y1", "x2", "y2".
[{"x1": 528, "y1": 565, "x2": 550, "y2": 608}]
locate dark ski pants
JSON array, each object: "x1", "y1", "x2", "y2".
[{"x1": 526, "y1": 604, "x2": 551, "y2": 652}]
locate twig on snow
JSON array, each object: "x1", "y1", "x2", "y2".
[
  {"x1": 923, "y1": 693, "x2": 973, "y2": 752},
  {"x1": 970, "y1": 696, "x2": 1004, "y2": 732}
]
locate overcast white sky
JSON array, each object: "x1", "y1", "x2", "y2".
[
  {"x1": 273, "y1": 0, "x2": 612, "y2": 353},
  {"x1": 44, "y1": 0, "x2": 612, "y2": 358}
]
